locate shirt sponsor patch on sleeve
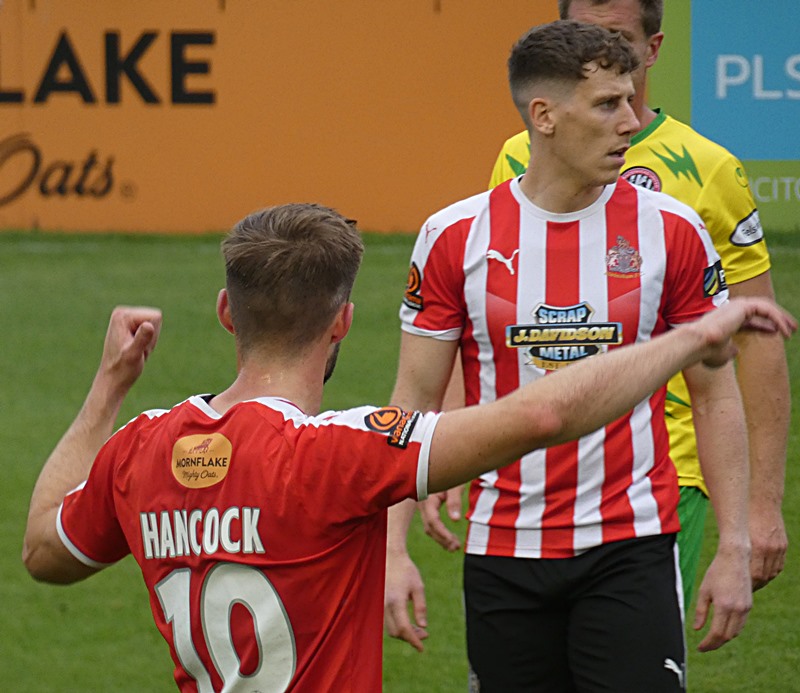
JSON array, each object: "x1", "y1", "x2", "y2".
[
  {"x1": 703, "y1": 260, "x2": 728, "y2": 297},
  {"x1": 402, "y1": 263, "x2": 424, "y2": 311},
  {"x1": 364, "y1": 406, "x2": 421, "y2": 449},
  {"x1": 729, "y1": 209, "x2": 764, "y2": 247}
]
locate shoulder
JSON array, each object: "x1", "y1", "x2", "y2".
[
  {"x1": 300, "y1": 405, "x2": 439, "y2": 451},
  {"x1": 629, "y1": 181, "x2": 704, "y2": 225},
  {"x1": 421, "y1": 188, "x2": 495, "y2": 245},
  {"x1": 427, "y1": 188, "x2": 492, "y2": 225},
  {"x1": 648, "y1": 114, "x2": 741, "y2": 167},
  {"x1": 111, "y1": 404, "x2": 173, "y2": 440}
]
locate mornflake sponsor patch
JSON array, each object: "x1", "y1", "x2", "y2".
[{"x1": 172, "y1": 433, "x2": 232, "y2": 488}]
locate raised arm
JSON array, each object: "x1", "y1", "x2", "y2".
[{"x1": 23, "y1": 306, "x2": 162, "y2": 583}]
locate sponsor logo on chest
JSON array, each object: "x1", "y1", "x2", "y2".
[{"x1": 507, "y1": 302, "x2": 623, "y2": 371}]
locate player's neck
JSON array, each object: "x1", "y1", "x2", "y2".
[
  {"x1": 518, "y1": 167, "x2": 605, "y2": 214},
  {"x1": 209, "y1": 353, "x2": 325, "y2": 416},
  {"x1": 634, "y1": 102, "x2": 658, "y2": 133}
]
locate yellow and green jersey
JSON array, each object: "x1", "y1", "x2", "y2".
[{"x1": 489, "y1": 111, "x2": 770, "y2": 494}]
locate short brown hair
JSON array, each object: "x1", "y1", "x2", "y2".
[
  {"x1": 222, "y1": 203, "x2": 364, "y2": 352},
  {"x1": 558, "y1": 0, "x2": 663, "y2": 38},
  {"x1": 508, "y1": 19, "x2": 639, "y2": 127}
]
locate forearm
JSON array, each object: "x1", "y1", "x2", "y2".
[
  {"x1": 728, "y1": 272, "x2": 790, "y2": 508},
  {"x1": 28, "y1": 369, "x2": 129, "y2": 519},
  {"x1": 688, "y1": 363, "x2": 750, "y2": 549},
  {"x1": 387, "y1": 499, "x2": 418, "y2": 557},
  {"x1": 736, "y1": 332, "x2": 790, "y2": 507},
  {"x1": 23, "y1": 374, "x2": 128, "y2": 581}
]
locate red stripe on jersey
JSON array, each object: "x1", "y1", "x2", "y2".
[
  {"x1": 482, "y1": 186, "x2": 523, "y2": 556},
  {"x1": 648, "y1": 387, "x2": 680, "y2": 531},
  {"x1": 601, "y1": 183, "x2": 641, "y2": 543},
  {"x1": 650, "y1": 214, "x2": 682, "y2": 532},
  {"x1": 414, "y1": 218, "x2": 471, "y2": 333},
  {"x1": 540, "y1": 219, "x2": 581, "y2": 556},
  {"x1": 661, "y1": 209, "x2": 717, "y2": 324}
]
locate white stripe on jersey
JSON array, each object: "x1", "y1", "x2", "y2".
[
  {"x1": 512, "y1": 203, "x2": 548, "y2": 554},
  {"x1": 572, "y1": 429, "x2": 606, "y2": 551},
  {"x1": 464, "y1": 205, "x2": 501, "y2": 536},
  {"x1": 627, "y1": 398, "x2": 662, "y2": 537},
  {"x1": 633, "y1": 188, "x2": 667, "y2": 340},
  {"x1": 570, "y1": 196, "x2": 612, "y2": 552},
  {"x1": 463, "y1": 203, "x2": 495, "y2": 406}
]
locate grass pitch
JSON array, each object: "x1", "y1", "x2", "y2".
[{"x1": 1, "y1": 230, "x2": 798, "y2": 691}]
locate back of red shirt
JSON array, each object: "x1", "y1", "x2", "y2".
[{"x1": 58, "y1": 395, "x2": 438, "y2": 692}]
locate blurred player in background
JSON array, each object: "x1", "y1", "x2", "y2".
[
  {"x1": 420, "y1": 0, "x2": 790, "y2": 613},
  {"x1": 385, "y1": 19, "x2": 773, "y2": 691},
  {"x1": 25, "y1": 203, "x2": 791, "y2": 692}
]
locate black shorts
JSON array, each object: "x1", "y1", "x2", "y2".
[{"x1": 464, "y1": 534, "x2": 685, "y2": 693}]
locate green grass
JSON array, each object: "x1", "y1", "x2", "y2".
[{"x1": 1, "y1": 230, "x2": 798, "y2": 691}]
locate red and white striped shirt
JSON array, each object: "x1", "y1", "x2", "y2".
[
  {"x1": 58, "y1": 395, "x2": 439, "y2": 692},
  {"x1": 400, "y1": 177, "x2": 726, "y2": 559}
]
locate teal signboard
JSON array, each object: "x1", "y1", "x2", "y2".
[{"x1": 651, "y1": 1, "x2": 799, "y2": 230}]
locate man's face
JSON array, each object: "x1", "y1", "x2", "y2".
[
  {"x1": 547, "y1": 62, "x2": 639, "y2": 187},
  {"x1": 566, "y1": 0, "x2": 656, "y2": 97}
]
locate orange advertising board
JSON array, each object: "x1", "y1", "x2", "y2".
[{"x1": 0, "y1": 0, "x2": 556, "y2": 233}]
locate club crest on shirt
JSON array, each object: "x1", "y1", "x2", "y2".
[
  {"x1": 703, "y1": 260, "x2": 728, "y2": 297},
  {"x1": 622, "y1": 166, "x2": 661, "y2": 192},
  {"x1": 365, "y1": 406, "x2": 420, "y2": 448},
  {"x1": 506, "y1": 302, "x2": 623, "y2": 371},
  {"x1": 403, "y1": 263, "x2": 423, "y2": 311},
  {"x1": 605, "y1": 235, "x2": 643, "y2": 278},
  {"x1": 172, "y1": 433, "x2": 232, "y2": 488}
]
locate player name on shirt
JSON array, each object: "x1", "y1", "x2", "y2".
[{"x1": 139, "y1": 505, "x2": 265, "y2": 560}]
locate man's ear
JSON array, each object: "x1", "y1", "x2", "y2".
[
  {"x1": 331, "y1": 302, "x2": 354, "y2": 345},
  {"x1": 646, "y1": 31, "x2": 664, "y2": 70},
  {"x1": 216, "y1": 289, "x2": 235, "y2": 335},
  {"x1": 530, "y1": 97, "x2": 555, "y2": 136}
]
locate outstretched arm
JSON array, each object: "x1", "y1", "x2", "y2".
[
  {"x1": 23, "y1": 306, "x2": 162, "y2": 583},
  {"x1": 428, "y1": 298, "x2": 795, "y2": 493}
]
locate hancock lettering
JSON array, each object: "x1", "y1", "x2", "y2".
[
  {"x1": 0, "y1": 30, "x2": 216, "y2": 105},
  {"x1": 139, "y1": 506, "x2": 265, "y2": 560},
  {"x1": 0, "y1": 133, "x2": 114, "y2": 207}
]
